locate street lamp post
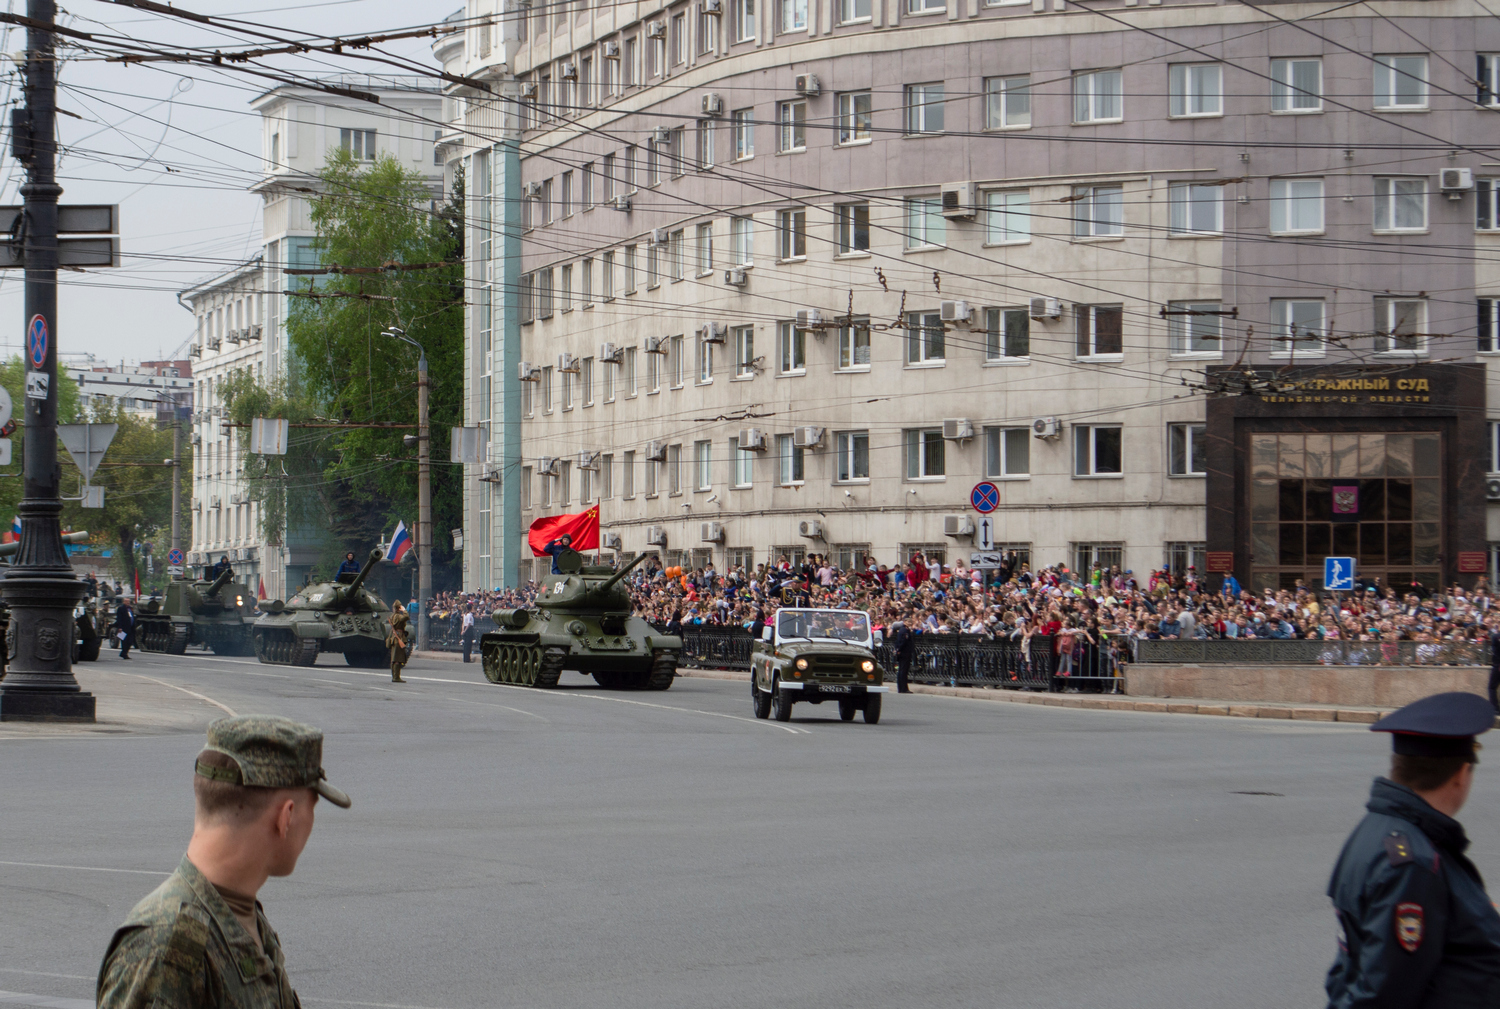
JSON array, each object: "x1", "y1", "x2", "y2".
[{"x1": 384, "y1": 327, "x2": 430, "y2": 651}]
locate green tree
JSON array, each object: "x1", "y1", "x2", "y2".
[{"x1": 0, "y1": 354, "x2": 83, "y2": 524}]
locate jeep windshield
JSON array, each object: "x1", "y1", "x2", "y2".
[{"x1": 775, "y1": 609, "x2": 871, "y2": 646}]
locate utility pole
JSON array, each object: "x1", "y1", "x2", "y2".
[
  {"x1": 170, "y1": 414, "x2": 181, "y2": 555},
  {"x1": 0, "y1": 0, "x2": 93, "y2": 720},
  {"x1": 384, "y1": 325, "x2": 430, "y2": 651}
]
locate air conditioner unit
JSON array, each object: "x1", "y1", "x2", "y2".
[
  {"x1": 724, "y1": 267, "x2": 748, "y2": 287},
  {"x1": 650, "y1": 227, "x2": 670, "y2": 245},
  {"x1": 1488, "y1": 478, "x2": 1500, "y2": 502},
  {"x1": 794, "y1": 74, "x2": 820, "y2": 96},
  {"x1": 799, "y1": 519, "x2": 824, "y2": 539},
  {"x1": 558, "y1": 353, "x2": 580, "y2": 374},
  {"x1": 525, "y1": 180, "x2": 544, "y2": 198},
  {"x1": 795, "y1": 309, "x2": 824, "y2": 329},
  {"x1": 792, "y1": 426, "x2": 824, "y2": 449},
  {"x1": 645, "y1": 336, "x2": 668, "y2": 354},
  {"x1": 602, "y1": 40, "x2": 620, "y2": 58},
  {"x1": 943, "y1": 514, "x2": 976, "y2": 537},
  {"x1": 940, "y1": 181, "x2": 976, "y2": 219},
  {"x1": 560, "y1": 62, "x2": 578, "y2": 81},
  {"x1": 646, "y1": 525, "x2": 668, "y2": 546},
  {"x1": 210, "y1": 495, "x2": 222, "y2": 509},
  {"x1": 599, "y1": 342, "x2": 622, "y2": 363},
  {"x1": 191, "y1": 433, "x2": 202, "y2": 447},
  {"x1": 249, "y1": 324, "x2": 263, "y2": 340},
  {"x1": 207, "y1": 337, "x2": 221, "y2": 351},
  {"x1": 189, "y1": 344, "x2": 201, "y2": 358},
  {"x1": 646, "y1": 440, "x2": 668, "y2": 461},
  {"x1": 700, "y1": 521, "x2": 725, "y2": 544},
  {"x1": 942, "y1": 418, "x2": 974, "y2": 441},
  {"x1": 940, "y1": 300, "x2": 973, "y2": 323},
  {"x1": 1032, "y1": 416, "x2": 1060, "y2": 439},
  {"x1": 647, "y1": 20, "x2": 666, "y2": 37},
  {"x1": 537, "y1": 456, "x2": 560, "y2": 476},
  {"x1": 705, "y1": 322, "x2": 727, "y2": 343},
  {"x1": 1441, "y1": 168, "x2": 1474, "y2": 192},
  {"x1": 737, "y1": 428, "x2": 767, "y2": 451},
  {"x1": 191, "y1": 497, "x2": 202, "y2": 511},
  {"x1": 518, "y1": 361, "x2": 541, "y2": 381},
  {"x1": 702, "y1": 93, "x2": 724, "y2": 116},
  {"x1": 601, "y1": 532, "x2": 623, "y2": 550},
  {"x1": 519, "y1": 82, "x2": 538, "y2": 97},
  {"x1": 1029, "y1": 296, "x2": 1062, "y2": 320},
  {"x1": 651, "y1": 126, "x2": 673, "y2": 144},
  {"x1": 577, "y1": 450, "x2": 600, "y2": 471},
  {"x1": 703, "y1": 0, "x2": 723, "y2": 12},
  {"x1": 611, "y1": 194, "x2": 632, "y2": 212},
  {"x1": 225, "y1": 329, "x2": 241, "y2": 345}
]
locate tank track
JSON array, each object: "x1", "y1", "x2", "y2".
[
  {"x1": 482, "y1": 643, "x2": 566, "y2": 687},
  {"x1": 646, "y1": 649, "x2": 677, "y2": 691},
  {"x1": 253, "y1": 629, "x2": 320, "y2": 666},
  {"x1": 137, "y1": 619, "x2": 190, "y2": 655}
]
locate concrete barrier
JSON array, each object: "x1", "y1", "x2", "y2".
[{"x1": 1125, "y1": 664, "x2": 1488, "y2": 709}]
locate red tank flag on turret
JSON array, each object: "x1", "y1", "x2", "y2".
[{"x1": 528, "y1": 505, "x2": 600, "y2": 556}]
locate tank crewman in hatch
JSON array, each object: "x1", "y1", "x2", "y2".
[
  {"x1": 543, "y1": 533, "x2": 576, "y2": 575},
  {"x1": 96, "y1": 715, "x2": 350, "y2": 1009},
  {"x1": 336, "y1": 552, "x2": 361, "y2": 581}
]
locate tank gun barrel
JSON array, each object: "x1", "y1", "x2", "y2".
[
  {"x1": 342, "y1": 548, "x2": 383, "y2": 598},
  {"x1": 0, "y1": 530, "x2": 88, "y2": 560},
  {"x1": 206, "y1": 567, "x2": 234, "y2": 597},
  {"x1": 593, "y1": 551, "x2": 650, "y2": 596}
]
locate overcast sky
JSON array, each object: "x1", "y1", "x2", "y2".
[{"x1": 0, "y1": 0, "x2": 450, "y2": 366}]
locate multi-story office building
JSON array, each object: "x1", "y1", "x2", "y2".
[{"x1": 498, "y1": 0, "x2": 1500, "y2": 592}]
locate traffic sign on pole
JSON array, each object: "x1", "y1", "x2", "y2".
[
  {"x1": 976, "y1": 514, "x2": 996, "y2": 551},
  {"x1": 166, "y1": 547, "x2": 184, "y2": 567},
  {"x1": 970, "y1": 481, "x2": 1000, "y2": 514}
]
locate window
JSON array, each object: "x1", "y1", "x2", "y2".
[
  {"x1": 668, "y1": 444, "x2": 682, "y2": 495},
  {"x1": 905, "y1": 83, "x2": 944, "y2": 134},
  {"x1": 669, "y1": 127, "x2": 686, "y2": 178},
  {"x1": 695, "y1": 223, "x2": 714, "y2": 274},
  {"x1": 908, "y1": 0, "x2": 943, "y2": 12},
  {"x1": 560, "y1": 264, "x2": 573, "y2": 311},
  {"x1": 561, "y1": 366, "x2": 573, "y2": 411},
  {"x1": 538, "y1": 268, "x2": 554, "y2": 318},
  {"x1": 602, "y1": 153, "x2": 616, "y2": 200},
  {"x1": 1481, "y1": 299, "x2": 1500, "y2": 353},
  {"x1": 778, "y1": 209, "x2": 806, "y2": 259},
  {"x1": 835, "y1": 203, "x2": 869, "y2": 254},
  {"x1": 624, "y1": 145, "x2": 638, "y2": 191},
  {"x1": 1270, "y1": 298, "x2": 1325, "y2": 356},
  {"x1": 1271, "y1": 58, "x2": 1322, "y2": 112},
  {"x1": 699, "y1": 4, "x2": 719, "y2": 52},
  {"x1": 1480, "y1": 54, "x2": 1500, "y2": 106},
  {"x1": 580, "y1": 57, "x2": 593, "y2": 106},
  {"x1": 1075, "y1": 305, "x2": 1123, "y2": 358},
  {"x1": 670, "y1": 335, "x2": 685, "y2": 387},
  {"x1": 581, "y1": 257, "x2": 593, "y2": 305},
  {"x1": 625, "y1": 346, "x2": 638, "y2": 395},
  {"x1": 648, "y1": 30, "x2": 664, "y2": 77},
  {"x1": 733, "y1": 325, "x2": 756, "y2": 376},
  {"x1": 541, "y1": 365, "x2": 554, "y2": 412},
  {"x1": 985, "y1": 75, "x2": 1030, "y2": 129},
  {"x1": 695, "y1": 441, "x2": 712, "y2": 490},
  {"x1": 672, "y1": 12, "x2": 687, "y2": 65},
  {"x1": 522, "y1": 372, "x2": 535, "y2": 416},
  {"x1": 624, "y1": 245, "x2": 637, "y2": 292},
  {"x1": 697, "y1": 120, "x2": 716, "y2": 169},
  {"x1": 985, "y1": 190, "x2": 1030, "y2": 244},
  {"x1": 581, "y1": 357, "x2": 594, "y2": 406},
  {"x1": 840, "y1": 0, "x2": 870, "y2": 22},
  {"x1": 647, "y1": 141, "x2": 661, "y2": 186},
  {"x1": 985, "y1": 427, "x2": 1030, "y2": 477},
  {"x1": 905, "y1": 428, "x2": 945, "y2": 479},
  {"x1": 519, "y1": 273, "x2": 534, "y2": 323},
  {"x1": 670, "y1": 229, "x2": 686, "y2": 280},
  {"x1": 623, "y1": 450, "x2": 636, "y2": 498},
  {"x1": 1489, "y1": 422, "x2": 1500, "y2": 472},
  {"x1": 1072, "y1": 185, "x2": 1123, "y2": 237},
  {"x1": 1073, "y1": 69, "x2": 1122, "y2": 123},
  {"x1": 1168, "y1": 182, "x2": 1222, "y2": 235},
  {"x1": 697, "y1": 333, "x2": 714, "y2": 382},
  {"x1": 905, "y1": 310, "x2": 945, "y2": 364},
  {"x1": 647, "y1": 346, "x2": 661, "y2": 393},
  {"x1": 1074, "y1": 425, "x2": 1122, "y2": 477},
  {"x1": 837, "y1": 92, "x2": 872, "y2": 144},
  {"x1": 1374, "y1": 55, "x2": 1427, "y2": 109},
  {"x1": 905, "y1": 196, "x2": 946, "y2": 248},
  {"x1": 732, "y1": 109, "x2": 754, "y2": 159},
  {"x1": 838, "y1": 317, "x2": 870, "y2": 369},
  {"x1": 645, "y1": 454, "x2": 658, "y2": 496},
  {"x1": 732, "y1": 437, "x2": 754, "y2": 487},
  {"x1": 561, "y1": 171, "x2": 573, "y2": 217},
  {"x1": 985, "y1": 307, "x2": 1029, "y2": 359},
  {"x1": 1167, "y1": 301, "x2": 1222, "y2": 356},
  {"x1": 836, "y1": 431, "x2": 870, "y2": 482},
  {"x1": 782, "y1": 0, "x2": 806, "y2": 31},
  {"x1": 521, "y1": 466, "x2": 533, "y2": 509},
  {"x1": 1374, "y1": 178, "x2": 1427, "y2": 232},
  {"x1": 1478, "y1": 179, "x2": 1500, "y2": 230},
  {"x1": 340, "y1": 128, "x2": 377, "y2": 160},
  {"x1": 779, "y1": 101, "x2": 806, "y2": 152},
  {"x1": 1269, "y1": 178, "x2": 1323, "y2": 234},
  {"x1": 602, "y1": 251, "x2": 615, "y2": 299},
  {"x1": 624, "y1": 36, "x2": 638, "y2": 85},
  {"x1": 732, "y1": 0, "x2": 755, "y2": 41},
  {"x1": 1168, "y1": 423, "x2": 1206, "y2": 476},
  {"x1": 1374, "y1": 297, "x2": 1426, "y2": 355},
  {"x1": 1168, "y1": 63, "x2": 1222, "y2": 117},
  {"x1": 779, "y1": 321, "x2": 805, "y2": 373},
  {"x1": 601, "y1": 454, "x2": 614, "y2": 499},
  {"x1": 777, "y1": 434, "x2": 805, "y2": 484},
  {"x1": 603, "y1": 354, "x2": 615, "y2": 402},
  {"x1": 647, "y1": 244, "x2": 659, "y2": 288}
]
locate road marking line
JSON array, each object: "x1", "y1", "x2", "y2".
[
  {"x1": 98, "y1": 671, "x2": 237, "y2": 717},
  {"x1": 301, "y1": 999, "x2": 459, "y2": 1009},
  {"x1": 0, "y1": 861, "x2": 170, "y2": 876},
  {"x1": 0, "y1": 991, "x2": 93, "y2": 1009},
  {"x1": 0, "y1": 971, "x2": 92, "y2": 982}
]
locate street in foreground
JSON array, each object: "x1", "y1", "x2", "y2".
[{"x1": 3, "y1": 651, "x2": 1483, "y2": 1009}]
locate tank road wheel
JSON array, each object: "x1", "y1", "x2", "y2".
[
  {"x1": 752, "y1": 679, "x2": 772, "y2": 720},
  {"x1": 645, "y1": 650, "x2": 677, "y2": 691},
  {"x1": 167, "y1": 624, "x2": 190, "y2": 656},
  {"x1": 293, "y1": 638, "x2": 319, "y2": 667},
  {"x1": 839, "y1": 698, "x2": 858, "y2": 722},
  {"x1": 481, "y1": 643, "x2": 503, "y2": 683},
  {"x1": 863, "y1": 694, "x2": 882, "y2": 725},
  {"x1": 772, "y1": 678, "x2": 794, "y2": 722},
  {"x1": 535, "y1": 647, "x2": 565, "y2": 688}
]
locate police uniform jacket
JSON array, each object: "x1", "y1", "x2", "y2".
[
  {"x1": 98, "y1": 855, "x2": 301, "y2": 1009},
  {"x1": 1326, "y1": 777, "x2": 1500, "y2": 1007}
]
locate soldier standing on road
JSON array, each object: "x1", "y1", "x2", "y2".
[
  {"x1": 96, "y1": 715, "x2": 351, "y2": 1009},
  {"x1": 1325, "y1": 691, "x2": 1500, "y2": 1007},
  {"x1": 460, "y1": 605, "x2": 476, "y2": 663},
  {"x1": 387, "y1": 600, "x2": 410, "y2": 683}
]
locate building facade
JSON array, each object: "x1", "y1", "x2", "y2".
[{"x1": 498, "y1": 0, "x2": 1500, "y2": 591}]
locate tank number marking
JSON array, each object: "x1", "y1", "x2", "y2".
[{"x1": 552, "y1": 583, "x2": 565, "y2": 595}]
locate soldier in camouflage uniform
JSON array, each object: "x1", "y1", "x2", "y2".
[
  {"x1": 97, "y1": 715, "x2": 351, "y2": 1009},
  {"x1": 387, "y1": 600, "x2": 410, "y2": 683}
]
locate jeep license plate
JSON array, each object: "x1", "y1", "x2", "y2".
[{"x1": 815, "y1": 685, "x2": 850, "y2": 694}]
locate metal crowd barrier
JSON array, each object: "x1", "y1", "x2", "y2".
[
  {"x1": 427, "y1": 615, "x2": 498, "y2": 651},
  {"x1": 1134, "y1": 638, "x2": 1489, "y2": 666}
]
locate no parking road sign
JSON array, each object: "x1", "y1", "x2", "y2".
[
  {"x1": 970, "y1": 482, "x2": 1000, "y2": 514},
  {"x1": 166, "y1": 548, "x2": 184, "y2": 567},
  {"x1": 1324, "y1": 556, "x2": 1357, "y2": 591}
]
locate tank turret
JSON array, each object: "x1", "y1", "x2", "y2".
[{"x1": 252, "y1": 548, "x2": 388, "y2": 668}]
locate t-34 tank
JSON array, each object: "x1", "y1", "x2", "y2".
[
  {"x1": 481, "y1": 551, "x2": 680, "y2": 690},
  {"x1": 253, "y1": 548, "x2": 389, "y2": 667},
  {"x1": 135, "y1": 565, "x2": 257, "y2": 656}
]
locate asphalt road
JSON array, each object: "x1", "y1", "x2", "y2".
[{"x1": 1, "y1": 648, "x2": 1486, "y2": 1009}]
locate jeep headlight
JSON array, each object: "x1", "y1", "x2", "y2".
[
  {"x1": 861, "y1": 659, "x2": 875, "y2": 673},
  {"x1": 795, "y1": 658, "x2": 808, "y2": 671}
]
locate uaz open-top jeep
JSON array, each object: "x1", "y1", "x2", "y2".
[{"x1": 751, "y1": 608, "x2": 888, "y2": 724}]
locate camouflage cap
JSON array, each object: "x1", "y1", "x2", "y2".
[{"x1": 195, "y1": 715, "x2": 351, "y2": 809}]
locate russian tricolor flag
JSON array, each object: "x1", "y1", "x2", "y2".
[{"x1": 389, "y1": 520, "x2": 413, "y2": 564}]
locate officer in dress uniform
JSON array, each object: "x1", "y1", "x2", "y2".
[
  {"x1": 97, "y1": 716, "x2": 350, "y2": 1009},
  {"x1": 1326, "y1": 691, "x2": 1500, "y2": 1007}
]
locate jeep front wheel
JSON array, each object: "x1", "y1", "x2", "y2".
[
  {"x1": 772, "y1": 678, "x2": 794, "y2": 722},
  {"x1": 863, "y1": 694, "x2": 882, "y2": 724},
  {"x1": 838, "y1": 698, "x2": 858, "y2": 721}
]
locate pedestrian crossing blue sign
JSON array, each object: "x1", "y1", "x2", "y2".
[{"x1": 1324, "y1": 556, "x2": 1356, "y2": 591}]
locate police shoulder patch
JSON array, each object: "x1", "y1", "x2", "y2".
[
  {"x1": 1384, "y1": 832, "x2": 1415, "y2": 866},
  {"x1": 1395, "y1": 902, "x2": 1425, "y2": 953}
]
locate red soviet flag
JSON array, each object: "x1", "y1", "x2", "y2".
[{"x1": 528, "y1": 505, "x2": 600, "y2": 556}]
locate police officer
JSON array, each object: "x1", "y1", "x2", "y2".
[
  {"x1": 97, "y1": 716, "x2": 351, "y2": 1009},
  {"x1": 1326, "y1": 691, "x2": 1500, "y2": 1006}
]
